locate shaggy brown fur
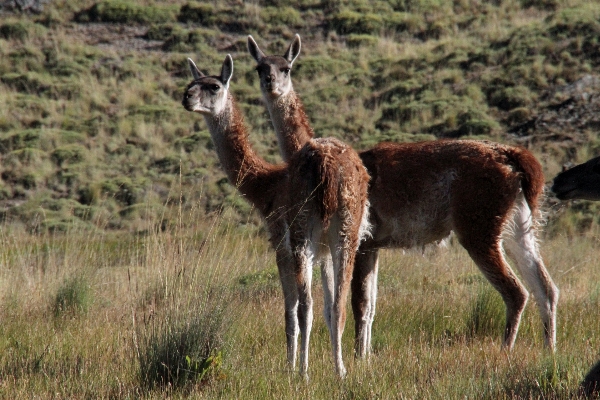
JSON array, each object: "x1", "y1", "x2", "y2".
[
  {"x1": 248, "y1": 35, "x2": 558, "y2": 357},
  {"x1": 269, "y1": 90, "x2": 315, "y2": 162},
  {"x1": 183, "y1": 55, "x2": 370, "y2": 377}
]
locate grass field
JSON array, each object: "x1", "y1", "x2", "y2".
[
  {"x1": 0, "y1": 199, "x2": 599, "y2": 398},
  {"x1": 2, "y1": 0, "x2": 600, "y2": 398}
]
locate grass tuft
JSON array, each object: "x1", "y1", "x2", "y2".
[
  {"x1": 466, "y1": 283, "x2": 506, "y2": 340},
  {"x1": 53, "y1": 275, "x2": 93, "y2": 317},
  {"x1": 137, "y1": 299, "x2": 227, "y2": 391}
]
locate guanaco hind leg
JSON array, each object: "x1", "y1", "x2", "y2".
[
  {"x1": 503, "y1": 193, "x2": 559, "y2": 350},
  {"x1": 352, "y1": 248, "x2": 379, "y2": 358}
]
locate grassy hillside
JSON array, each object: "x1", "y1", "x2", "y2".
[
  {"x1": 1, "y1": 0, "x2": 600, "y2": 233},
  {"x1": 3, "y1": 2, "x2": 600, "y2": 397}
]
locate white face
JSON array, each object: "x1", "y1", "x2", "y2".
[
  {"x1": 255, "y1": 57, "x2": 293, "y2": 98},
  {"x1": 182, "y1": 77, "x2": 229, "y2": 116},
  {"x1": 247, "y1": 35, "x2": 300, "y2": 100}
]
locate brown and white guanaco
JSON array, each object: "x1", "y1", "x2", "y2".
[{"x1": 248, "y1": 35, "x2": 559, "y2": 355}]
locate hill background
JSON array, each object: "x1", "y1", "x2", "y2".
[{"x1": 1, "y1": 0, "x2": 600, "y2": 235}]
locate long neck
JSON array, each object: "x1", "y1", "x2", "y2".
[
  {"x1": 204, "y1": 96, "x2": 284, "y2": 215},
  {"x1": 266, "y1": 90, "x2": 314, "y2": 162}
]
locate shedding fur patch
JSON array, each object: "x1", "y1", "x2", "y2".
[{"x1": 358, "y1": 200, "x2": 372, "y2": 244}]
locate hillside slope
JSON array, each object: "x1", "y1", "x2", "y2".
[{"x1": 0, "y1": 0, "x2": 599, "y2": 233}]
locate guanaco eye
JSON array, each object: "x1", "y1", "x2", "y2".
[
  {"x1": 207, "y1": 84, "x2": 220, "y2": 92},
  {"x1": 282, "y1": 68, "x2": 290, "y2": 75}
]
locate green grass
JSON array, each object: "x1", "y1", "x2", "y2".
[{"x1": 0, "y1": 204, "x2": 598, "y2": 398}]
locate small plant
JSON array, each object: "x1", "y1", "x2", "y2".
[
  {"x1": 466, "y1": 283, "x2": 506, "y2": 339},
  {"x1": 53, "y1": 275, "x2": 92, "y2": 316},
  {"x1": 0, "y1": 21, "x2": 29, "y2": 41},
  {"x1": 74, "y1": 1, "x2": 177, "y2": 24},
  {"x1": 138, "y1": 304, "x2": 227, "y2": 390}
]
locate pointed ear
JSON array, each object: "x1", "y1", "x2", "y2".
[
  {"x1": 284, "y1": 34, "x2": 301, "y2": 65},
  {"x1": 220, "y1": 54, "x2": 233, "y2": 89},
  {"x1": 187, "y1": 58, "x2": 204, "y2": 80},
  {"x1": 247, "y1": 35, "x2": 265, "y2": 63}
]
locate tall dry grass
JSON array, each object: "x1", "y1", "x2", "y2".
[{"x1": 0, "y1": 195, "x2": 599, "y2": 398}]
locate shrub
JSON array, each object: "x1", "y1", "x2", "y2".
[
  {"x1": 489, "y1": 86, "x2": 536, "y2": 111},
  {"x1": 0, "y1": 21, "x2": 29, "y2": 41},
  {"x1": 177, "y1": 2, "x2": 216, "y2": 25},
  {"x1": 145, "y1": 23, "x2": 177, "y2": 41},
  {"x1": 384, "y1": 11, "x2": 425, "y2": 34},
  {"x1": 174, "y1": 132, "x2": 209, "y2": 153},
  {"x1": 150, "y1": 156, "x2": 180, "y2": 174},
  {"x1": 74, "y1": 1, "x2": 177, "y2": 24},
  {"x1": 0, "y1": 130, "x2": 41, "y2": 154},
  {"x1": 53, "y1": 275, "x2": 92, "y2": 316},
  {"x1": 346, "y1": 34, "x2": 378, "y2": 48},
  {"x1": 138, "y1": 305, "x2": 226, "y2": 390},
  {"x1": 0, "y1": 73, "x2": 50, "y2": 95},
  {"x1": 101, "y1": 177, "x2": 145, "y2": 206},
  {"x1": 521, "y1": 0, "x2": 559, "y2": 11},
  {"x1": 330, "y1": 10, "x2": 383, "y2": 35},
  {"x1": 260, "y1": 6, "x2": 302, "y2": 27},
  {"x1": 50, "y1": 145, "x2": 86, "y2": 166}
]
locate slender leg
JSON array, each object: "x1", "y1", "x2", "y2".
[
  {"x1": 503, "y1": 194, "x2": 559, "y2": 350},
  {"x1": 329, "y1": 223, "x2": 361, "y2": 377},
  {"x1": 352, "y1": 247, "x2": 379, "y2": 359},
  {"x1": 321, "y1": 254, "x2": 335, "y2": 342},
  {"x1": 275, "y1": 246, "x2": 299, "y2": 368},
  {"x1": 293, "y1": 241, "x2": 314, "y2": 378},
  {"x1": 462, "y1": 240, "x2": 529, "y2": 350}
]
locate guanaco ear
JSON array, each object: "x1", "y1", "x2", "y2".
[
  {"x1": 247, "y1": 35, "x2": 265, "y2": 63},
  {"x1": 220, "y1": 54, "x2": 233, "y2": 89},
  {"x1": 284, "y1": 34, "x2": 301, "y2": 66},
  {"x1": 187, "y1": 58, "x2": 204, "y2": 80}
]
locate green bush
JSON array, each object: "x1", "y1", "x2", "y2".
[
  {"x1": 521, "y1": 0, "x2": 560, "y2": 11},
  {"x1": 53, "y1": 275, "x2": 93, "y2": 316},
  {"x1": 260, "y1": 7, "x2": 302, "y2": 27},
  {"x1": 330, "y1": 10, "x2": 384, "y2": 35},
  {"x1": 100, "y1": 177, "x2": 146, "y2": 206},
  {"x1": 346, "y1": 34, "x2": 378, "y2": 48},
  {"x1": 0, "y1": 73, "x2": 50, "y2": 95},
  {"x1": 51, "y1": 145, "x2": 86, "y2": 166},
  {"x1": 75, "y1": 1, "x2": 177, "y2": 24},
  {"x1": 177, "y1": 2, "x2": 216, "y2": 25},
  {"x1": 138, "y1": 306, "x2": 226, "y2": 389},
  {"x1": 0, "y1": 130, "x2": 41, "y2": 154},
  {"x1": 0, "y1": 22, "x2": 29, "y2": 41},
  {"x1": 489, "y1": 86, "x2": 536, "y2": 111}
]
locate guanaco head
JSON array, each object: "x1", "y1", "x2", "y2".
[
  {"x1": 183, "y1": 55, "x2": 233, "y2": 116},
  {"x1": 247, "y1": 34, "x2": 301, "y2": 99},
  {"x1": 551, "y1": 155, "x2": 600, "y2": 201}
]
